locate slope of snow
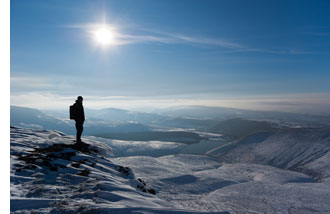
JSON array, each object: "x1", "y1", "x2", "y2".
[
  {"x1": 113, "y1": 155, "x2": 330, "y2": 213},
  {"x1": 11, "y1": 126, "x2": 330, "y2": 213},
  {"x1": 10, "y1": 127, "x2": 228, "y2": 214},
  {"x1": 207, "y1": 128, "x2": 330, "y2": 181}
]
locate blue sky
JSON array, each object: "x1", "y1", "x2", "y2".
[{"x1": 10, "y1": 0, "x2": 330, "y2": 114}]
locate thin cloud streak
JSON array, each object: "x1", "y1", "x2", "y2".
[
  {"x1": 62, "y1": 23, "x2": 246, "y2": 49},
  {"x1": 231, "y1": 47, "x2": 313, "y2": 55},
  {"x1": 62, "y1": 22, "x2": 312, "y2": 55},
  {"x1": 174, "y1": 34, "x2": 242, "y2": 49}
]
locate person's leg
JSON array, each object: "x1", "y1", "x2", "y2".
[
  {"x1": 80, "y1": 121, "x2": 84, "y2": 142},
  {"x1": 75, "y1": 121, "x2": 83, "y2": 143}
]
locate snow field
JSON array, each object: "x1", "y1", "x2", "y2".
[
  {"x1": 113, "y1": 154, "x2": 330, "y2": 213},
  {"x1": 10, "y1": 127, "x2": 229, "y2": 214}
]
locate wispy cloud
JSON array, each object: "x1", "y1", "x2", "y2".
[
  {"x1": 115, "y1": 32, "x2": 243, "y2": 49},
  {"x1": 62, "y1": 22, "x2": 312, "y2": 55},
  {"x1": 173, "y1": 34, "x2": 242, "y2": 49},
  {"x1": 233, "y1": 47, "x2": 314, "y2": 55},
  {"x1": 64, "y1": 22, "x2": 242, "y2": 48},
  {"x1": 114, "y1": 34, "x2": 175, "y2": 45}
]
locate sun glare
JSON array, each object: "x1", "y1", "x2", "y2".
[{"x1": 94, "y1": 27, "x2": 114, "y2": 46}]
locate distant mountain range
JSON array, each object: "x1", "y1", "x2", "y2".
[
  {"x1": 11, "y1": 106, "x2": 73, "y2": 134},
  {"x1": 156, "y1": 105, "x2": 330, "y2": 124},
  {"x1": 10, "y1": 106, "x2": 209, "y2": 142},
  {"x1": 11, "y1": 105, "x2": 330, "y2": 141},
  {"x1": 10, "y1": 106, "x2": 152, "y2": 136}
]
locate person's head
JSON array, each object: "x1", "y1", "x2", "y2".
[{"x1": 77, "y1": 96, "x2": 83, "y2": 104}]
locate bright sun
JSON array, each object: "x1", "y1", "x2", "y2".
[{"x1": 94, "y1": 27, "x2": 114, "y2": 46}]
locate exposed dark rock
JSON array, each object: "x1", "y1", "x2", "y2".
[
  {"x1": 49, "y1": 166, "x2": 58, "y2": 171},
  {"x1": 77, "y1": 169, "x2": 90, "y2": 177},
  {"x1": 14, "y1": 142, "x2": 98, "y2": 174},
  {"x1": 35, "y1": 144, "x2": 65, "y2": 153},
  {"x1": 138, "y1": 178, "x2": 146, "y2": 186},
  {"x1": 13, "y1": 163, "x2": 23, "y2": 168},
  {"x1": 71, "y1": 162, "x2": 80, "y2": 168},
  {"x1": 118, "y1": 166, "x2": 130, "y2": 176},
  {"x1": 147, "y1": 188, "x2": 156, "y2": 195},
  {"x1": 136, "y1": 178, "x2": 156, "y2": 195},
  {"x1": 22, "y1": 164, "x2": 38, "y2": 170},
  {"x1": 60, "y1": 152, "x2": 76, "y2": 161},
  {"x1": 56, "y1": 164, "x2": 67, "y2": 169},
  {"x1": 71, "y1": 142, "x2": 91, "y2": 153}
]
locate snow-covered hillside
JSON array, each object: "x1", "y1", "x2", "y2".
[
  {"x1": 207, "y1": 128, "x2": 330, "y2": 182},
  {"x1": 10, "y1": 127, "x2": 228, "y2": 214},
  {"x1": 113, "y1": 155, "x2": 330, "y2": 213},
  {"x1": 11, "y1": 126, "x2": 330, "y2": 213}
]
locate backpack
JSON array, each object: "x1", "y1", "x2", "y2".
[{"x1": 69, "y1": 104, "x2": 76, "y2": 120}]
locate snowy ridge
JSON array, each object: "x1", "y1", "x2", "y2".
[
  {"x1": 10, "y1": 127, "x2": 228, "y2": 214},
  {"x1": 207, "y1": 128, "x2": 330, "y2": 182}
]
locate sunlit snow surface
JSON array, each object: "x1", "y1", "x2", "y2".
[
  {"x1": 112, "y1": 154, "x2": 330, "y2": 213},
  {"x1": 11, "y1": 126, "x2": 330, "y2": 213},
  {"x1": 10, "y1": 127, "x2": 228, "y2": 214}
]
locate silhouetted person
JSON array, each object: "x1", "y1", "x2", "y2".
[{"x1": 71, "y1": 96, "x2": 85, "y2": 144}]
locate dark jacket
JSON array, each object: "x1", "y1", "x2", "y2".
[{"x1": 73, "y1": 101, "x2": 85, "y2": 122}]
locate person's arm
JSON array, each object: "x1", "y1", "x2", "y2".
[{"x1": 82, "y1": 106, "x2": 85, "y2": 122}]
